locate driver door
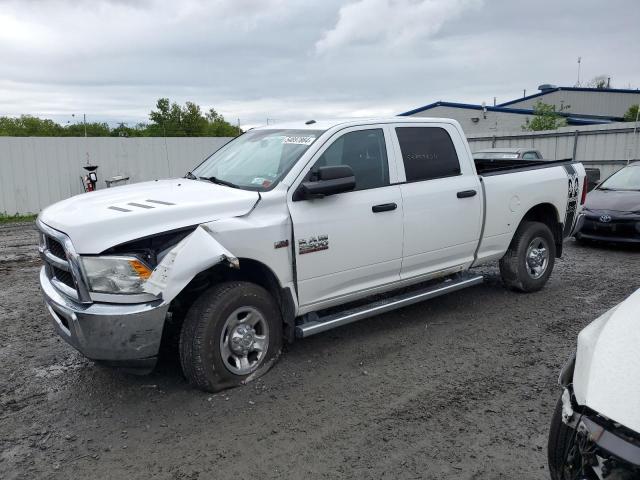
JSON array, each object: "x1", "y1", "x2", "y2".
[{"x1": 287, "y1": 126, "x2": 404, "y2": 311}]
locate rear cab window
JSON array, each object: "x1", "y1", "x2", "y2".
[{"x1": 394, "y1": 127, "x2": 461, "y2": 182}]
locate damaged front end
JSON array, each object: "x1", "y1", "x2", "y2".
[
  {"x1": 143, "y1": 224, "x2": 239, "y2": 304},
  {"x1": 558, "y1": 387, "x2": 640, "y2": 480},
  {"x1": 39, "y1": 220, "x2": 241, "y2": 373},
  {"x1": 554, "y1": 356, "x2": 640, "y2": 480},
  {"x1": 550, "y1": 289, "x2": 640, "y2": 480}
]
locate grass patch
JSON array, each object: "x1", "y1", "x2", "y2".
[{"x1": 0, "y1": 213, "x2": 38, "y2": 224}]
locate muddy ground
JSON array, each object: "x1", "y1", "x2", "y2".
[{"x1": 0, "y1": 221, "x2": 638, "y2": 479}]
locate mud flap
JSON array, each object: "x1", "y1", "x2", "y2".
[{"x1": 144, "y1": 226, "x2": 238, "y2": 304}]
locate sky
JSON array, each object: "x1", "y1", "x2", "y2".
[{"x1": 1, "y1": 0, "x2": 639, "y2": 129}]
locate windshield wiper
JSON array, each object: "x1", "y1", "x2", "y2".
[
  {"x1": 201, "y1": 176, "x2": 240, "y2": 189},
  {"x1": 185, "y1": 171, "x2": 197, "y2": 180},
  {"x1": 598, "y1": 187, "x2": 616, "y2": 191}
]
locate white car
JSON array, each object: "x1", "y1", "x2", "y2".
[
  {"x1": 37, "y1": 117, "x2": 586, "y2": 392},
  {"x1": 548, "y1": 288, "x2": 640, "y2": 479}
]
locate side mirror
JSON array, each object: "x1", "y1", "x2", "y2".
[{"x1": 296, "y1": 165, "x2": 356, "y2": 199}]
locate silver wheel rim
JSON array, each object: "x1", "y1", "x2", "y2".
[
  {"x1": 525, "y1": 236, "x2": 549, "y2": 279},
  {"x1": 220, "y1": 306, "x2": 269, "y2": 376}
]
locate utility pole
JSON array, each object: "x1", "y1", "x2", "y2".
[
  {"x1": 84, "y1": 113, "x2": 87, "y2": 137},
  {"x1": 576, "y1": 57, "x2": 582, "y2": 87},
  {"x1": 632, "y1": 105, "x2": 640, "y2": 164}
]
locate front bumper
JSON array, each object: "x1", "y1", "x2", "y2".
[
  {"x1": 561, "y1": 388, "x2": 640, "y2": 475},
  {"x1": 40, "y1": 267, "x2": 169, "y2": 369},
  {"x1": 575, "y1": 212, "x2": 640, "y2": 244}
]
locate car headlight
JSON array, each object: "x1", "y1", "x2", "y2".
[{"x1": 81, "y1": 256, "x2": 153, "y2": 294}]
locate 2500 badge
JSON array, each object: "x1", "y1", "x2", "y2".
[{"x1": 298, "y1": 235, "x2": 329, "y2": 255}]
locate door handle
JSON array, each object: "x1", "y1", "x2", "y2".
[
  {"x1": 457, "y1": 190, "x2": 477, "y2": 199},
  {"x1": 372, "y1": 202, "x2": 397, "y2": 213}
]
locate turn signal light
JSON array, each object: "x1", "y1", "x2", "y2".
[{"x1": 128, "y1": 259, "x2": 153, "y2": 279}]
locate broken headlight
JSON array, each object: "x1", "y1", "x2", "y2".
[{"x1": 81, "y1": 256, "x2": 153, "y2": 294}]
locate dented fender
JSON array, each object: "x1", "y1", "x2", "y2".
[{"x1": 144, "y1": 225, "x2": 238, "y2": 304}]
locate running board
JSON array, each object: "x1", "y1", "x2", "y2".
[{"x1": 295, "y1": 274, "x2": 483, "y2": 338}]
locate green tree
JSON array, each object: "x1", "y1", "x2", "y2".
[
  {"x1": 523, "y1": 102, "x2": 567, "y2": 131},
  {"x1": 623, "y1": 104, "x2": 640, "y2": 122},
  {"x1": 148, "y1": 98, "x2": 185, "y2": 136},
  {"x1": 205, "y1": 108, "x2": 241, "y2": 136},
  {"x1": 0, "y1": 115, "x2": 64, "y2": 136},
  {"x1": 147, "y1": 98, "x2": 240, "y2": 137},
  {"x1": 586, "y1": 75, "x2": 610, "y2": 89},
  {"x1": 64, "y1": 121, "x2": 111, "y2": 136},
  {"x1": 0, "y1": 99, "x2": 241, "y2": 137},
  {"x1": 110, "y1": 122, "x2": 148, "y2": 137}
]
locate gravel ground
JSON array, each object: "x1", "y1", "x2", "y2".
[{"x1": 1, "y1": 221, "x2": 638, "y2": 480}]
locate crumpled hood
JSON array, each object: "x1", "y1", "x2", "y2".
[
  {"x1": 39, "y1": 178, "x2": 259, "y2": 253},
  {"x1": 585, "y1": 189, "x2": 640, "y2": 213},
  {"x1": 573, "y1": 288, "x2": 640, "y2": 433}
]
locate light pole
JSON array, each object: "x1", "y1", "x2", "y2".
[{"x1": 72, "y1": 113, "x2": 87, "y2": 136}]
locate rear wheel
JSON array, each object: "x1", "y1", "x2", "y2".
[
  {"x1": 179, "y1": 281, "x2": 282, "y2": 392},
  {"x1": 499, "y1": 221, "x2": 556, "y2": 292}
]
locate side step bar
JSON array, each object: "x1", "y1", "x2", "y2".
[{"x1": 295, "y1": 274, "x2": 483, "y2": 338}]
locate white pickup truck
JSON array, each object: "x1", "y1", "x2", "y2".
[{"x1": 37, "y1": 117, "x2": 586, "y2": 392}]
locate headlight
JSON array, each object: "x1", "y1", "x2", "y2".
[{"x1": 82, "y1": 256, "x2": 153, "y2": 294}]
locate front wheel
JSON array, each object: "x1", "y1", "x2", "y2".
[
  {"x1": 499, "y1": 221, "x2": 556, "y2": 292},
  {"x1": 179, "y1": 281, "x2": 283, "y2": 392}
]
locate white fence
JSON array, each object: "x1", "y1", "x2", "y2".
[
  {"x1": 0, "y1": 137, "x2": 232, "y2": 215},
  {"x1": 467, "y1": 121, "x2": 640, "y2": 178},
  {"x1": 1, "y1": 122, "x2": 639, "y2": 215}
]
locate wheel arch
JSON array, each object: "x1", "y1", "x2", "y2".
[
  {"x1": 517, "y1": 203, "x2": 564, "y2": 257},
  {"x1": 169, "y1": 258, "x2": 297, "y2": 344}
]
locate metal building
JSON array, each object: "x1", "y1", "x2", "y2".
[
  {"x1": 499, "y1": 85, "x2": 640, "y2": 118},
  {"x1": 401, "y1": 85, "x2": 640, "y2": 135},
  {"x1": 399, "y1": 101, "x2": 611, "y2": 135}
]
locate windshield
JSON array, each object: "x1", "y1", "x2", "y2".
[
  {"x1": 192, "y1": 129, "x2": 325, "y2": 191},
  {"x1": 473, "y1": 152, "x2": 520, "y2": 160},
  {"x1": 599, "y1": 165, "x2": 640, "y2": 191}
]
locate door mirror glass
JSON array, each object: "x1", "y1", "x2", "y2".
[{"x1": 297, "y1": 165, "x2": 356, "y2": 199}]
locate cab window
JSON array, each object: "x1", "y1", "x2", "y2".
[
  {"x1": 313, "y1": 129, "x2": 389, "y2": 190},
  {"x1": 395, "y1": 127, "x2": 461, "y2": 182}
]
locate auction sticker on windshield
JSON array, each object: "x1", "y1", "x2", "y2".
[{"x1": 283, "y1": 136, "x2": 315, "y2": 145}]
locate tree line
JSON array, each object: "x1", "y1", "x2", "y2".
[{"x1": 0, "y1": 98, "x2": 242, "y2": 137}]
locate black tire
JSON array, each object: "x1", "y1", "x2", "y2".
[
  {"x1": 548, "y1": 394, "x2": 580, "y2": 480},
  {"x1": 499, "y1": 221, "x2": 556, "y2": 292},
  {"x1": 179, "y1": 281, "x2": 283, "y2": 392}
]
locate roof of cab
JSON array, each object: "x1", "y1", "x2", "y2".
[{"x1": 252, "y1": 117, "x2": 461, "y2": 131}]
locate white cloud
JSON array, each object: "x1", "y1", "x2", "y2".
[
  {"x1": 0, "y1": 0, "x2": 638, "y2": 127},
  {"x1": 315, "y1": 0, "x2": 481, "y2": 54}
]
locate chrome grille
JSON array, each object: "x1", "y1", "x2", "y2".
[
  {"x1": 37, "y1": 220, "x2": 92, "y2": 304},
  {"x1": 47, "y1": 236, "x2": 66, "y2": 260},
  {"x1": 52, "y1": 266, "x2": 75, "y2": 289}
]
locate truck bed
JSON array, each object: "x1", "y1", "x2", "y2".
[{"x1": 475, "y1": 158, "x2": 575, "y2": 176}]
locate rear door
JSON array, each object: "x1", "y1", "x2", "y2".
[
  {"x1": 391, "y1": 123, "x2": 482, "y2": 279},
  {"x1": 288, "y1": 126, "x2": 404, "y2": 309}
]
